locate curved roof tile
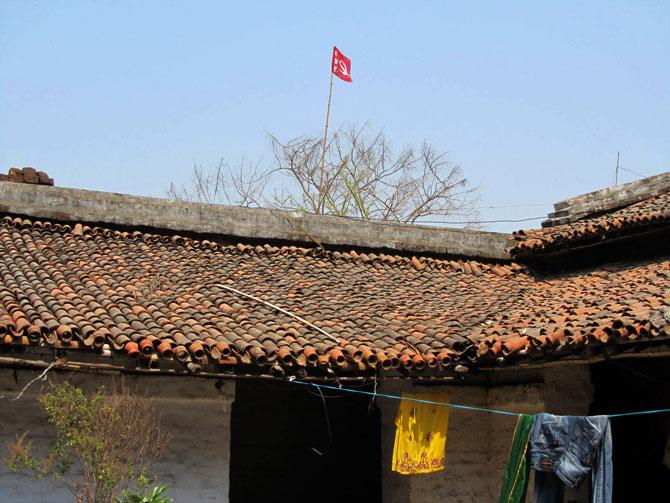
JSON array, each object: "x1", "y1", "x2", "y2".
[
  {"x1": 0, "y1": 215, "x2": 668, "y2": 377},
  {"x1": 512, "y1": 193, "x2": 670, "y2": 257}
]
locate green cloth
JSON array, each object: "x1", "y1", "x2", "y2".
[{"x1": 499, "y1": 414, "x2": 534, "y2": 503}]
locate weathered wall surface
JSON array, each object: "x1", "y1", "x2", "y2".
[
  {"x1": 1, "y1": 366, "x2": 593, "y2": 503},
  {"x1": 0, "y1": 182, "x2": 512, "y2": 259},
  {"x1": 380, "y1": 366, "x2": 593, "y2": 503},
  {"x1": 0, "y1": 370, "x2": 234, "y2": 503}
]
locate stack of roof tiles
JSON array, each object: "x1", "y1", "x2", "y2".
[
  {"x1": 1, "y1": 211, "x2": 668, "y2": 377},
  {"x1": 0, "y1": 167, "x2": 54, "y2": 186}
]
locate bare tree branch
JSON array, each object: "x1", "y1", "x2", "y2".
[{"x1": 167, "y1": 123, "x2": 479, "y2": 225}]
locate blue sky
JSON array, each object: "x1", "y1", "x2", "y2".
[{"x1": 1, "y1": 1, "x2": 668, "y2": 232}]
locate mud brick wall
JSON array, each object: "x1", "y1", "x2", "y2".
[
  {"x1": 380, "y1": 366, "x2": 593, "y2": 503},
  {"x1": 0, "y1": 371, "x2": 234, "y2": 503}
]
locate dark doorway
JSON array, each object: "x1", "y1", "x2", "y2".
[
  {"x1": 230, "y1": 380, "x2": 382, "y2": 503},
  {"x1": 590, "y1": 358, "x2": 670, "y2": 501}
]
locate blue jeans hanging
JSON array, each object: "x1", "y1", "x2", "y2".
[{"x1": 529, "y1": 413, "x2": 612, "y2": 503}]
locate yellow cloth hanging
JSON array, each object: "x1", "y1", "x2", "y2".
[{"x1": 392, "y1": 391, "x2": 450, "y2": 475}]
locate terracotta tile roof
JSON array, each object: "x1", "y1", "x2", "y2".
[
  {"x1": 0, "y1": 215, "x2": 668, "y2": 377},
  {"x1": 0, "y1": 167, "x2": 54, "y2": 186},
  {"x1": 511, "y1": 193, "x2": 670, "y2": 257}
]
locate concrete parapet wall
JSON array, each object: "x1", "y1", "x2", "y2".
[
  {"x1": 0, "y1": 182, "x2": 512, "y2": 260},
  {"x1": 543, "y1": 171, "x2": 670, "y2": 227}
]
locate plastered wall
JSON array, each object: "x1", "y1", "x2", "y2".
[
  {"x1": 0, "y1": 369, "x2": 234, "y2": 503},
  {"x1": 0, "y1": 365, "x2": 593, "y2": 503},
  {"x1": 380, "y1": 366, "x2": 593, "y2": 503}
]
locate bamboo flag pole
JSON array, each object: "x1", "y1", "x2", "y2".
[
  {"x1": 318, "y1": 46, "x2": 351, "y2": 213},
  {"x1": 318, "y1": 69, "x2": 335, "y2": 213}
]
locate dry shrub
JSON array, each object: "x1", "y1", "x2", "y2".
[{"x1": 5, "y1": 381, "x2": 170, "y2": 503}]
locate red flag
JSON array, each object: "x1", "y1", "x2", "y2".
[{"x1": 332, "y1": 46, "x2": 352, "y2": 82}]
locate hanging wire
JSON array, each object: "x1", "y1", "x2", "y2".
[
  {"x1": 310, "y1": 385, "x2": 333, "y2": 456},
  {"x1": 294, "y1": 379, "x2": 520, "y2": 417},
  {"x1": 305, "y1": 387, "x2": 349, "y2": 399},
  {"x1": 416, "y1": 216, "x2": 545, "y2": 225},
  {"x1": 290, "y1": 379, "x2": 670, "y2": 418},
  {"x1": 338, "y1": 214, "x2": 546, "y2": 225},
  {"x1": 609, "y1": 359, "x2": 670, "y2": 388},
  {"x1": 471, "y1": 203, "x2": 551, "y2": 210},
  {"x1": 618, "y1": 166, "x2": 648, "y2": 179},
  {"x1": 368, "y1": 373, "x2": 378, "y2": 415}
]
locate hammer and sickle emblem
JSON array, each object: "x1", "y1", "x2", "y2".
[{"x1": 338, "y1": 59, "x2": 349, "y2": 77}]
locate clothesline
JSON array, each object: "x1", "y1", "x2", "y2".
[{"x1": 290, "y1": 379, "x2": 670, "y2": 418}]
